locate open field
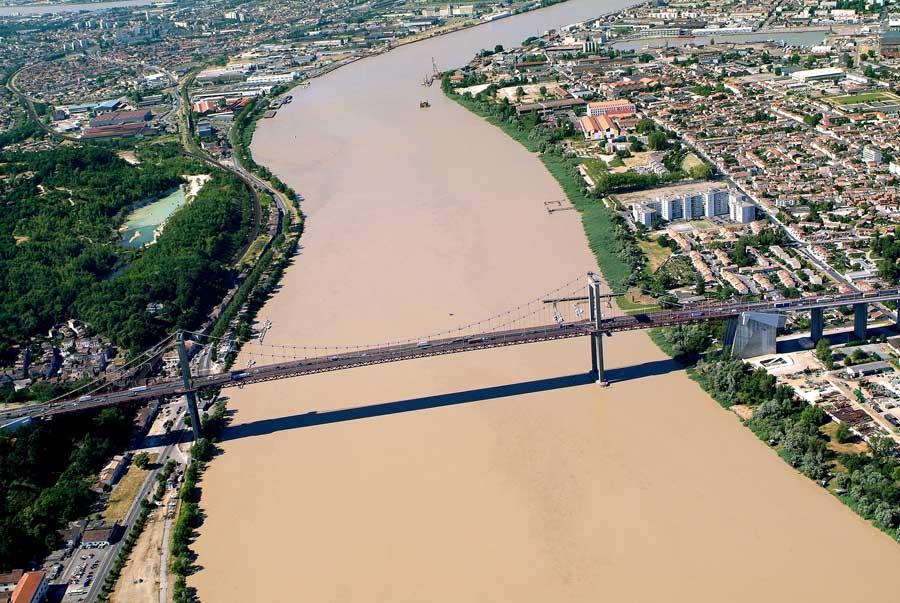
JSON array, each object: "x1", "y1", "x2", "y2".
[
  {"x1": 239, "y1": 234, "x2": 270, "y2": 267},
  {"x1": 617, "y1": 287, "x2": 661, "y2": 313},
  {"x1": 103, "y1": 456, "x2": 156, "y2": 524},
  {"x1": 638, "y1": 239, "x2": 672, "y2": 273},
  {"x1": 827, "y1": 90, "x2": 900, "y2": 105},
  {"x1": 580, "y1": 158, "x2": 607, "y2": 186},
  {"x1": 681, "y1": 152, "x2": 703, "y2": 171}
]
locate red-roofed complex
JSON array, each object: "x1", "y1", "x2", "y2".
[
  {"x1": 579, "y1": 114, "x2": 620, "y2": 140},
  {"x1": 587, "y1": 99, "x2": 635, "y2": 117},
  {"x1": 10, "y1": 572, "x2": 46, "y2": 603},
  {"x1": 193, "y1": 100, "x2": 214, "y2": 115}
]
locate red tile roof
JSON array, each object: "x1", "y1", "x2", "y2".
[{"x1": 10, "y1": 571, "x2": 44, "y2": 603}]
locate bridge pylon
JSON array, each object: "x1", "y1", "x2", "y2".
[
  {"x1": 587, "y1": 272, "x2": 608, "y2": 386},
  {"x1": 810, "y1": 307, "x2": 824, "y2": 343},
  {"x1": 853, "y1": 303, "x2": 868, "y2": 341},
  {"x1": 176, "y1": 331, "x2": 203, "y2": 441}
]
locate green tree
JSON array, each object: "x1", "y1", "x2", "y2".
[
  {"x1": 648, "y1": 130, "x2": 669, "y2": 151},
  {"x1": 688, "y1": 163, "x2": 713, "y2": 180},
  {"x1": 835, "y1": 421, "x2": 853, "y2": 444},
  {"x1": 636, "y1": 118, "x2": 656, "y2": 134},
  {"x1": 133, "y1": 452, "x2": 150, "y2": 469},
  {"x1": 815, "y1": 338, "x2": 834, "y2": 369},
  {"x1": 869, "y1": 435, "x2": 895, "y2": 460}
]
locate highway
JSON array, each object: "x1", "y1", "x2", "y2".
[{"x1": 3, "y1": 286, "x2": 899, "y2": 423}]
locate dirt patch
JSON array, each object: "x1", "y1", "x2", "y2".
[
  {"x1": 117, "y1": 150, "x2": 140, "y2": 165},
  {"x1": 109, "y1": 499, "x2": 167, "y2": 603},
  {"x1": 731, "y1": 404, "x2": 754, "y2": 421}
]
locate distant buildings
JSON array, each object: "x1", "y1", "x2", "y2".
[
  {"x1": 246, "y1": 72, "x2": 298, "y2": 85},
  {"x1": 197, "y1": 122, "x2": 215, "y2": 139},
  {"x1": 0, "y1": 570, "x2": 24, "y2": 598},
  {"x1": 82, "y1": 522, "x2": 119, "y2": 548},
  {"x1": 93, "y1": 454, "x2": 129, "y2": 492},
  {"x1": 578, "y1": 114, "x2": 619, "y2": 140},
  {"x1": 729, "y1": 197, "x2": 756, "y2": 224}
]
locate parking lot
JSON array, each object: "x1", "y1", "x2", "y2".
[{"x1": 58, "y1": 543, "x2": 112, "y2": 602}]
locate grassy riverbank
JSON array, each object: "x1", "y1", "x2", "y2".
[
  {"x1": 445, "y1": 84, "x2": 637, "y2": 293},
  {"x1": 443, "y1": 73, "x2": 900, "y2": 547}
]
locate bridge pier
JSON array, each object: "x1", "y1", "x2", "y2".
[
  {"x1": 853, "y1": 303, "x2": 868, "y2": 342},
  {"x1": 177, "y1": 332, "x2": 203, "y2": 441},
  {"x1": 810, "y1": 307, "x2": 824, "y2": 343},
  {"x1": 723, "y1": 316, "x2": 738, "y2": 353},
  {"x1": 588, "y1": 273, "x2": 608, "y2": 386}
]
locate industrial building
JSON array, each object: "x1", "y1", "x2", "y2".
[
  {"x1": 880, "y1": 23, "x2": 900, "y2": 57},
  {"x1": 89, "y1": 109, "x2": 152, "y2": 128},
  {"x1": 789, "y1": 67, "x2": 845, "y2": 83}
]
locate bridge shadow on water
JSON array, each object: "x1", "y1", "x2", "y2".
[{"x1": 221, "y1": 358, "x2": 682, "y2": 442}]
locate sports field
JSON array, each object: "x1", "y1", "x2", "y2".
[{"x1": 827, "y1": 90, "x2": 900, "y2": 105}]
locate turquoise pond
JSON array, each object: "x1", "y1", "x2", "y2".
[{"x1": 120, "y1": 186, "x2": 187, "y2": 248}]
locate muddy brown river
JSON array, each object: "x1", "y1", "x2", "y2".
[{"x1": 191, "y1": 1, "x2": 900, "y2": 599}]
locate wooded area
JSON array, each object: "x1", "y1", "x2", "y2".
[{"x1": 0, "y1": 143, "x2": 253, "y2": 363}]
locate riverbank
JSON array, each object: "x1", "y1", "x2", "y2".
[{"x1": 443, "y1": 57, "x2": 900, "y2": 549}]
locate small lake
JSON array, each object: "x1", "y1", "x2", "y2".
[
  {"x1": 120, "y1": 185, "x2": 185, "y2": 248},
  {"x1": 613, "y1": 30, "x2": 828, "y2": 51}
]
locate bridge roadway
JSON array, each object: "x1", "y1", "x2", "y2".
[{"x1": 3, "y1": 286, "x2": 899, "y2": 423}]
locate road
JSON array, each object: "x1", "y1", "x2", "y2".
[{"x1": 82, "y1": 404, "x2": 189, "y2": 603}]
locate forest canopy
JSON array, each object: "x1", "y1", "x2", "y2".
[{"x1": 0, "y1": 143, "x2": 253, "y2": 361}]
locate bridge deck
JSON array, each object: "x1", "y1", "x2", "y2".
[{"x1": 3, "y1": 286, "x2": 898, "y2": 422}]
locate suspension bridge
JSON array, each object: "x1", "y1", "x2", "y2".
[{"x1": 3, "y1": 273, "x2": 900, "y2": 439}]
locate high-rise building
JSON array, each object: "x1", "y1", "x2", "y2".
[
  {"x1": 631, "y1": 188, "x2": 750, "y2": 225},
  {"x1": 863, "y1": 146, "x2": 883, "y2": 163}
]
